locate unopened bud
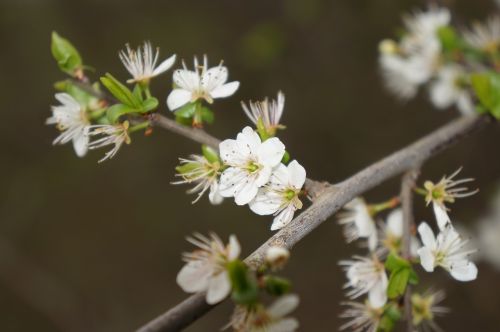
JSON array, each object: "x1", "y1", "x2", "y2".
[
  {"x1": 265, "y1": 246, "x2": 290, "y2": 270},
  {"x1": 379, "y1": 39, "x2": 398, "y2": 55}
]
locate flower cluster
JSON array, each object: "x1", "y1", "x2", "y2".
[
  {"x1": 379, "y1": 6, "x2": 500, "y2": 119},
  {"x1": 337, "y1": 167, "x2": 478, "y2": 332},
  {"x1": 177, "y1": 233, "x2": 299, "y2": 331},
  {"x1": 175, "y1": 93, "x2": 307, "y2": 231}
]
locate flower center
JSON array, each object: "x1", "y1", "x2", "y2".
[{"x1": 246, "y1": 162, "x2": 261, "y2": 173}]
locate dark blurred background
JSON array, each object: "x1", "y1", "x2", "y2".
[{"x1": 0, "y1": 0, "x2": 499, "y2": 331}]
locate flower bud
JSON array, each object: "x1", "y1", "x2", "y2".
[{"x1": 265, "y1": 246, "x2": 290, "y2": 270}]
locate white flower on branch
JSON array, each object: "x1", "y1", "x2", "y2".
[
  {"x1": 339, "y1": 299, "x2": 383, "y2": 332},
  {"x1": 85, "y1": 122, "x2": 131, "y2": 163},
  {"x1": 463, "y1": 16, "x2": 500, "y2": 52},
  {"x1": 338, "y1": 198, "x2": 378, "y2": 251},
  {"x1": 229, "y1": 294, "x2": 299, "y2": 332},
  {"x1": 378, "y1": 208, "x2": 420, "y2": 256},
  {"x1": 423, "y1": 168, "x2": 478, "y2": 230},
  {"x1": 411, "y1": 290, "x2": 449, "y2": 332},
  {"x1": 379, "y1": 6, "x2": 450, "y2": 100},
  {"x1": 417, "y1": 222, "x2": 478, "y2": 281},
  {"x1": 249, "y1": 160, "x2": 306, "y2": 231},
  {"x1": 429, "y1": 65, "x2": 475, "y2": 115},
  {"x1": 218, "y1": 126, "x2": 285, "y2": 205},
  {"x1": 339, "y1": 255, "x2": 388, "y2": 308},
  {"x1": 177, "y1": 233, "x2": 240, "y2": 305},
  {"x1": 167, "y1": 55, "x2": 240, "y2": 110},
  {"x1": 173, "y1": 154, "x2": 223, "y2": 204},
  {"x1": 242, "y1": 91, "x2": 285, "y2": 136},
  {"x1": 46, "y1": 93, "x2": 90, "y2": 157},
  {"x1": 119, "y1": 41, "x2": 176, "y2": 84}
]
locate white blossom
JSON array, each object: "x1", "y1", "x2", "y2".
[
  {"x1": 423, "y1": 168, "x2": 478, "y2": 230},
  {"x1": 119, "y1": 41, "x2": 176, "y2": 84},
  {"x1": 176, "y1": 233, "x2": 240, "y2": 305},
  {"x1": 249, "y1": 160, "x2": 305, "y2": 231},
  {"x1": 463, "y1": 16, "x2": 500, "y2": 52},
  {"x1": 46, "y1": 93, "x2": 89, "y2": 157},
  {"x1": 339, "y1": 255, "x2": 388, "y2": 308},
  {"x1": 340, "y1": 299, "x2": 383, "y2": 332},
  {"x1": 218, "y1": 127, "x2": 285, "y2": 206},
  {"x1": 417, "y1": 222, "x2": 478, "y2": 281},
  {"x1": 229, "y1": 294, "x2": 299, "y2": 332},
  {"x1": 429, "y1": 65, "x2": 475, "y2": 115},
  {"x1": 167, "y1": 55, "x2": 240, "y2": 110},
  {"x1": 338, "y1": 198, "x2": 378, "y2": 251},
  {"x1": 242, "y1": 91, "x2": 285, "y2": 136},
  {"x1": 379, "y1": 6, "x2": 450, "y2": 99},
  {"x1": 85, "y1": 122, "x2": 131, "y2": 163},
  {"x1": 173, "y1": 154, "x2": 223, "y2": 204}
]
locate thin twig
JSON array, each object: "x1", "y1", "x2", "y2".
[
  {"x1": 401, "y1": 169, "x2": 420, "y2": 332},
  {"x1": 137, "y1": 114, "x2": 491, "y2": 332}
]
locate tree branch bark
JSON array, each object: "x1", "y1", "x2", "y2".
[{"x1": 136, "y1": 114, "x2": 492, "y2": 332}]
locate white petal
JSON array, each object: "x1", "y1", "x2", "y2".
[
  {"x1": 368, "y1": 231, "x2": 378, "y2": 252},
  {"x1": 387, "y1": 209, "x2": 403, "y2": 237},
  {"x1": 173, "y1": 69, "x2": 200, "y2": 91},
  {"x1": 167, "y1": 89, "x2": 192, "y2": 110},
  {"x1": 287, "y1": 160, "x2": 306, "y2": 189},
  {"x1": 234, "y1": 179, "x2": 259, "y2": 205},
  {"x1": 236, "y1": 126, "x2": 261, "y2": 154},
  {"x1": 227, "y1": 235, "x2": 241, "y2": 261},
  {"x1": 219, "y1": 138, "x2": 248, "y2": 165},
  {"x1": 271, "y1": 206, "x2": 295, "y2": 231},
  {"x1": 418, "y1": 222, "x2": 436, "y2": 249},
  {"x1": 257, "y1": 137, "x2": 285, "y2": 167},
  {"x1": 210, "y1": 81, "x2": 240, "y2": 99},
  {"x1": 176, "y1": 262, "x2": 211, "y2": 293},
  {"x1": 368, "y1": 274, "x2": 388, "y2": 308},
  {"x1": 417, "y1": 247, "x2": 436, "y2": 272},
  {"x1": 255, "y1": 166, "x2": 272, "y2": 187},
  {"x1": 208, "y1": 182, "x2": 224, "y2": 205},
  {"x1": 267, "y1": 294, "x2": 299, "y2": 318},
  {"x1": 152, "y1": 54, "x2": 176, "y2": 76},
  {"x1": 201, "y1": 66, "x2": 228, "y2": 92},
  {"x1": 433, "y1": 203, "x2": 451, "y2": 231},
  {"x1": 206, "y1": 271, "x2": 231, "y2": 304},
  {"x1": 219, "y1": 167, "x2": 247, "y2": 198},
  {"x1": 249, "y1": 192, "x2": 281, "y2": 215},
  {"x1": 450, "y1": 261, "x2": 478, "y2": 282},
  {"x1": 72, "y1": 130, "x2": 88, "y2": 157}
]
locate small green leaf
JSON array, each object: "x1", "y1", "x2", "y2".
[
  {"x1": 263, "y1": 276, "x2": 291, "y2": 296},
  {"x1": 378, "y1": 314, "x2": 396, "y2": 332},
  {"x1": 200, "y1": 106, "x2": 215, "y2": 124},
  {"x1": 437, "y1": 26, "x2": 460, "y2": 53},
  {"x1": 387, "y1": 268, "x2": 410, "y2": 299},
  {"x1": 281, "y1": 150, "x2": 290, "y2": 164},
  {"x1": 51, "y1": 31, "x2": 83, "y2": 76},
  {"x1": 176, "y1": 162, "x2": 200, "y2": 175},
  {"x1": 201, "y1": 145, "x2": 220, "y2": 163},
  {"x1": 384, "y1": 253, "x2": 410, "y2": 272},
  {"x1": 106, "y1": 104, "x2": 136, "y2": 124},
  {"x1": 175, "y1": 102, "x2": 197, "y2": 118},
  {"x1": 141, "y1": 97, "x2": 159, "y2": 113},
  {"x1": 471, "y1": 71, "x2": 500, "y2": 119},
  {"x1": 408, "y1": 268, "x2": 419, "y2": 285},
  {"x1": 100, "y1": 73, "x2": 141, "y2": 108},
  {"x1": 227, "y1": 260, "x2": 259, "y2": 305}
]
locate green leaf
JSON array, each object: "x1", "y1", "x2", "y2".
[
  {"x1": 141, "y1": 97, "x2": 159, "y2": 113},
  {"x1": 201, "y1": 145, "x2": 220, "y2": 163},
  {"x1": 408, "y1": 268, "x2": 419, "y2": 285},
  {"x1": 175, "y1": 102, "x2": 197, "y2": 118},
  {"x1": 263, "y1": 276, "x2": 291, "y2": 296},
  {"x1": 378, "y1": 315, "x2": 396, "y2": 332},
  {"x1": 100, "y1": 73, "x2": 141, "y2": 108},
  {"x1": 51, "y1": 32, "x2": 83, "y2": 76},
  {"x1": 384, "y1": 253, "x2": 410, "y2": 272},
  {"x1": 281, "y1": 150, "x2": 290, "y2": 164},
  {"x1": 175, "y1": 162, "x2": 200, "y2": 175},
  {"x1": 387, "y1": 268, "x2": 410, "y2": 299},
  {"x1": 437, "y1": 26, "x2": 460, "y2": 53},
  {"x1": 200, "y1": 106, "x2": 215, "y2": 124},
  {"x1": 106, "y1": 104, "x2": 136, "y2": 124},
  {"x1": 227, "y1": 260, "x2": 259, "y2": 305},
  {"x1": 471, "y1": 71, "x2": 500, "y2": 119},
  {"x1": 54, "y1": 80, "x2": 98, "y2": 106}
]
